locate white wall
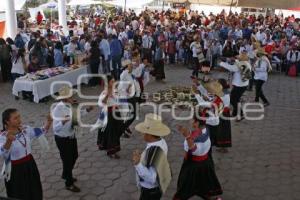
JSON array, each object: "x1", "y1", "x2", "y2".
[
  {"x1": 190, "y1": 4, "x2": 241, "y2": 15},
  {"x1": 275, "y1": 9, "x2": 300, "y2": 18}
]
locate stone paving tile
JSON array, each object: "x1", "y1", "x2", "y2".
[{"x1": 0, "y1": 65, "x2": 299, "y2": 199}]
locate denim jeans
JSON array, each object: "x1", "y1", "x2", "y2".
[{"x1": 112, "y1": 55, "x2": 122, "y2": 80}]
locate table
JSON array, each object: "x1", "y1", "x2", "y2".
[{"x1": 12, "y1": 66, "x2": 89, "y2": 103}]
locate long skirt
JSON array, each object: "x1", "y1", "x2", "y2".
[
  {"x1": 97, "y1": 109, "x2": 124, "y2": 155},
  {"x1": 5, "y1": 155, "x2": 43, "y2": 200},
  {"x1": 216, "y1": 111, "x2": 232, "y2": 148},
  {"x1": 173, "y1": 158, "x2": 223, "y2": 200},
  {"x1": 206, "y1": 124, "x2": 221, "y2": 147},
  {"x1": 154, "y1": 60, "x2": 165, "y2": 80}
]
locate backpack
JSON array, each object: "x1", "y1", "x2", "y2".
[
  {"x1": 288, "y1": 64, "x2": 297, "y2": 77},
  {"x1": 237, "y1": 61, "x2": 252, "y2": 81}
]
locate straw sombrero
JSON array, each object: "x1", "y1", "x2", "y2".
[
  {"x1": 203, "y1": 81, "x2": 224, "y2": 97},
  {"x1": 122, "y1": 59, "x2": 132, "y2": 67},
  {"x1": 135, "y1": 113, "x2": 170, "y2": 137},
  {"x1": 237, "y1": 52, "x2": 249, "y2": 61},
  {"x1": 56, "y1": 86, "x2": 76, "y2": 100},
  {"x1": 256, "y1": 48, "x2": 268, "y2": 56}
]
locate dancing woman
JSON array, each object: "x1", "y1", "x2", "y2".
[
  {"x1": 0, "y1": 108, "x2": 52, "y2": 200},
  {"x1": 173, "y1": 114, "x2": 223, "y2": 200},
  {"x1": 97, "y1": 75, "x2": 125, "y2": 159}
]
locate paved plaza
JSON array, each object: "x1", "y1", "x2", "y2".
[{"x1": 0, "y1": 65, "x2": 299, "y2": 200}]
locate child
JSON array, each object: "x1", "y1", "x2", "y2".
[{"x1": 216, "y1": 79, "x2": 232, "y2": 153}]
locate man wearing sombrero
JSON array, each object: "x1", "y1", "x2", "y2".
[
  {"x1": 253, "y1": 48, "x2": 271, "y2": 107},
  {"x1": 219, "y1": 52, "x2": 251, "y2": 121},
  {"x1": 51, "y1": 86, "x2": 94, "y2": 192},
  {"x1": 133, "y1": 114, "x2": 172, "y2": 200}
]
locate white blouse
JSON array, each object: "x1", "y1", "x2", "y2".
[
  {"x1": 0, "y1": 126, "x2": 46, "y2": 161},
  {"x1": 119, "y1": 69, "x2": 141, "y2": 98},
  {"x1": 184, "y1": 128, "x2": 211, "y2": 156},
  {"x1": 132, "y1": 64, "x2": 145, "y2": 78}
]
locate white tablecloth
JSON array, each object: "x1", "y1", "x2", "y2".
[{"x1": 12, "y1": 66, "x2": 89, "y2": 103}]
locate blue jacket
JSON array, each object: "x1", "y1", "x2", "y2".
[
  {"x1": 54, "y1": 49, "x2": 64, "y2": 67},
  {"x1": 15, "y1": 36, "x2": 25, "y2": 49},
  {"x1": 242, "y1": 28, "x2": 252, "y2": 40},
  {"x1": 220, "y1": 27, "x2": 229, "y2": 41},
  {"x1": 110, "y1": 38, "x2": 122, "y2": 57}
]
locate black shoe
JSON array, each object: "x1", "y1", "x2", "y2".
[
  {"x1": 123, "y1": 133, "x2": 131, "y2": 138},
  {"x1": 236, "y1": 116, "x2": 245, "y2": 122},
  {"x1": 66, "y1": 184, "x2": 80, "y2": 193},
  {"x1": 125, "y1": 128, "x2": 132, "y2": 134},
  {"x1": 264, "y1": 102, "x2": 270, "y2": 107},
  {"x1": 62, "y1": 176, "x2": 77, "y2": 182}
]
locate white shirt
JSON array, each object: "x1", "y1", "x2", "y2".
[
  {"x1": 11, "y1": 57, "x2": 26, "y2": 75},
  {"x1": 219, "y1": 62, "x2": 249, "y2": 87},
  {"x1": 98, "y1": 91, "x2": 119, "y2": 107},
  {"x1": 52, "y1": 101, "x2": 89, "y2": 138},
  {"x1": 0, "y1": 126, "x2": 45, "y2": 161},
  {"x1": 132, "y1": 64, "x2": 145, "y2": 78},
  {"x1": 184, "y1": 128, "x2": 211, "y2": 156},
  {"x1": 118, "y1": 31, "x2": 128, "y2": 43},
  {"x1": 236, "y1": 29, "x2": 243, "y2": 39},
  {"x1": 52, "y1": 101, "x2": 75, "y2": 137},
  {"x1": 119, "y1": 69, "x2": 141, "y2": 98},
  {"x1": 84, "y1": 42, "x2": 91, "y2": 53},
  {"x1": 135, "y1": 139, "x2": 168, "y2": 189},
  {"x1": 132, "y1": 20, "x2": 139, "y2": 31},
  {"x1": 190, "y1": 42, "x2": 202, "y2": 58},
  {"x1": 221, "y1": 93, "x2": 230, "y2": 108},
  {"x1": 99, "y1": 39, "x2": 111, "y2": 61},
  {"x1": 142, "y1": 35, "x2": 153, "y2": 49},
  {"x1": 287, "y1": 50, "x2": 300, "y2": 63},
  {"x1": 194, "y1": 94, "x2": 220, "y2": 126},
  {"x1": 67, "y1": 43, "x2": 77, "y2": 56},
  {"x1": 254, "y1": 57, "x2": 269, "y2": 81},
  {"x1": 256, "y1": 32, "x2": 266, "y2": 42}
]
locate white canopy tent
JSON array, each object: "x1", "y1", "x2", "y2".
[
  {"x1": 67, "y1": 0, "x2": 103, "y2": 6},
  {"x1": 164, "y1": 0, "x2": 300, "y2": 9},
  {"x1": 39, "y1": 1, "x2": 59, "y2": 9},
  {"x1": 104, "y1": 0, "x2": 154, "y2": 9},
  {"x1": 0, "y1": 0, "x2": 26, "y2": 12}
]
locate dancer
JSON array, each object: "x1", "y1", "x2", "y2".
[
  {"x1": 52, "y1": 86, "x2": 94, "y2": 192},
  {"x1": 97, "y1": 76, "x2": 124, "y2": 159},
  {"x1": 216, "y1": 79, "x2": 232, "y2": 153},
  {"x1": 193, "y1": 80, "x2": 224, "y2": 148},
  {"x1": 173, "y1": 113, "x2": 223, "y2": 200},
  {"x1": 132, "y1": 55, "x2": 148, "y2": 103},
  {"x1": 133, "y1": 113, "x2": 172, "y2": 200},
  {"x1": 120, "y1": 60, "x2": 141, "y2": 137},
  {"x1": 254, "y1": 48, "x2": 271, "y2": 107},
  {"x1": 0, "y1": 108, "x2": 52, "y2": 200},
  {"x1": 219, "y1": 52, "x2": 251, "y2": 121}
]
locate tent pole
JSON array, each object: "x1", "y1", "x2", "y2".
[
  {"x1": 229, "y1": 0, "x2": 234, "y2": 13},
  {"x1": 124, "y1": 0, "x2": 127, "y2": 12},
  {"x1": 5, "y1": 0, "x2": 18, "y2": 38}
]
